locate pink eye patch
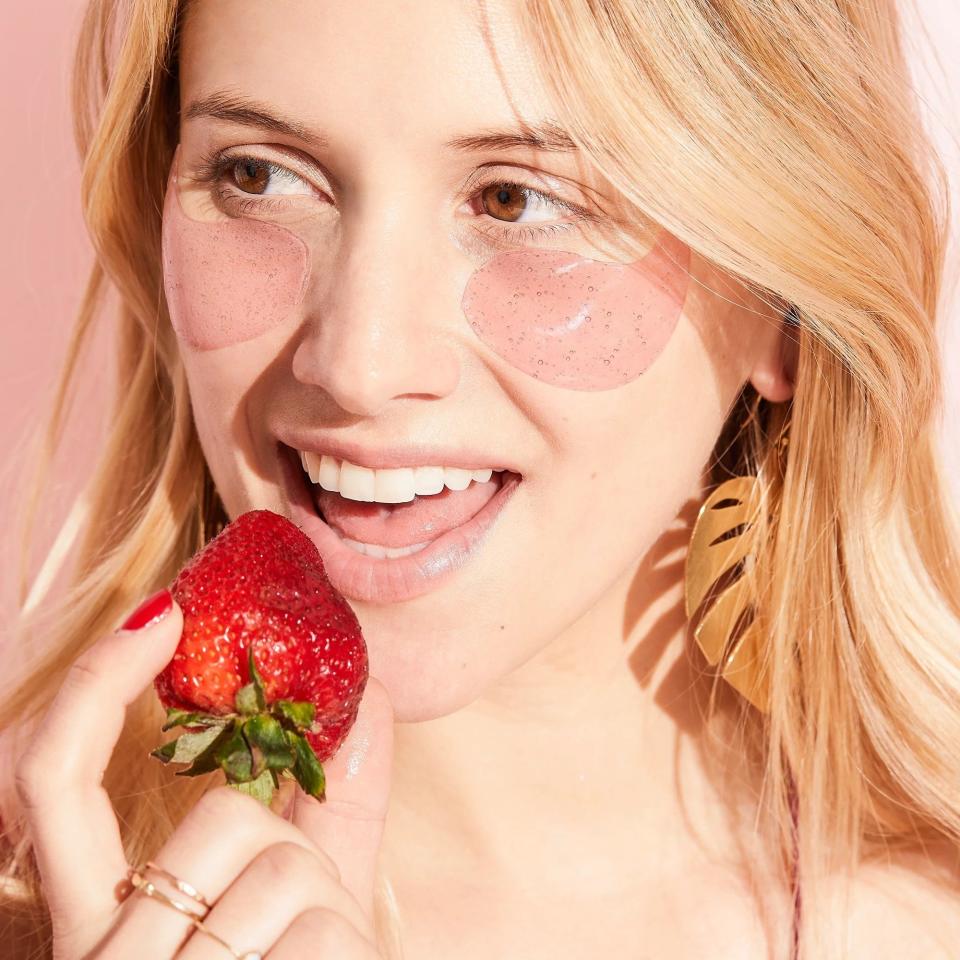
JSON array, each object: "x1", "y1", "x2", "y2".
[
  {"x1": 161, "y1": 147, "x2": 689, "y2": 382},
  {"x1": 161, "y1": 175, "x2": 310, "y2": 351},
  {"x1": 461, "y1": 230, "x2": 690, "y2": 390}
]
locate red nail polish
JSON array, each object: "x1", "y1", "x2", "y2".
[{"x1": 120, "y1": 589, "x2": 173, "y2": 631}]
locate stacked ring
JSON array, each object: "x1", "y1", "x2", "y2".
[
  {"x1": 128, "y1": 863, "x2": 209, "y2": 922},
  {"x1": 127, "y1": 863, "x2": 263, "y2": 959},
  {"x1": 142, "y1": 861, "x2": 212, "y2": 909}
]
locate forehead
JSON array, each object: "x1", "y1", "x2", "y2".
[{"x1": 179, "y1": 0, "x2": 557, "y2": 154}]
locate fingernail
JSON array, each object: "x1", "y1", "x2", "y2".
[{"x1": 120, "y1": 589, "x2": 173, "y2": 631}]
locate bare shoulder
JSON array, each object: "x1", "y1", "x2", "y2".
[{"x1": 834, "y1": 844, "x2": 960, "y2": 959}]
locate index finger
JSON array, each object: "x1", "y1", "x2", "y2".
[{"x1": 15, "y1": 590, "x2": 182, "y2": 929}]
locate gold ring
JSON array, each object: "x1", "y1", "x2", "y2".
[
  {"x1": 128, "y1": 866, "x2": 209, "y2": 922},
  {"x1": 190, "y1": 917, "x2": 264, "y2": 960},
  {"x1": 143, "y1": 861, "x2": 212, "y2": 908}
]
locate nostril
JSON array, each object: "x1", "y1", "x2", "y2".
[{"x1": 290, "y1": 319, "x2": 461, "y2": 414}]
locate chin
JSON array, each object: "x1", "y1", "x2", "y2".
[{"x1": 364, "y1": 638, "x2": 496, "y2": 721}]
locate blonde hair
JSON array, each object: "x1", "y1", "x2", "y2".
[{"x1": 2, "y1": 0, "x2": 959, "y2": 957}]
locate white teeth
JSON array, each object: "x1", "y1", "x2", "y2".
[
  {"x1": 413, "y1": 465, "x2": 445, "y2": 496},
  {"x1": 304, "y1": 451, "x2": 321, "y2": 484},
  {"x1": 374, "y1": 467, "x2": 416, "y2": 504},
  {"x1": 443, "y1": 467, "x2": 473, "y2": 491},
  {"x1": 338, "y1": 461, "x2": 375, "y2": 502},
  {"x1": 298, "y1": 451, "x2": 507, "y2": 503},
  {"x1": 318, "y1": 455, "x2": 341, "y2": 492},
  {"x1": 340, "y1": 536, "x2": 432, "y2": 558}
]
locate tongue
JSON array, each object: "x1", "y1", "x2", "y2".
[{"x1": 316, "y1": 475, "x2": 502, "y2": 547}]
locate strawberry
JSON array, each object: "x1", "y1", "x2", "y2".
[{"x1": 152, "y1": 509, "x2": 368, "y2": 804}]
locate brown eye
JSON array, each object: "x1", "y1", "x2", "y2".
[
  {"x1": 480, "y1": 183, "x2": 528, "y2": 222},
  {"x1": 232, "y1": 159, "x2": 271, "y2": 194}
]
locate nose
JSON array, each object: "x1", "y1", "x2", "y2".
[{"x1": 291, "y1": 213, "x2": 461, "y2": 417}]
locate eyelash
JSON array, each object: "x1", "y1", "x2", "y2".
[{"x1": 192, "y1": 149, "x2": 594, "y2": 244}]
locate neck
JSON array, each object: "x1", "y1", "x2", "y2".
[{"x1": 381, "y1": 505, "x2": 756, "y2": 898}]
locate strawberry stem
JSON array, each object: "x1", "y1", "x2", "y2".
[{"x1": 151, "y1": 647, "x2": 327, "y2": 804}]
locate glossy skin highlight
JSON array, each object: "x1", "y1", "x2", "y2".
[{"x1": 462, "y1": 230, "x2": 690, "y2": 389}]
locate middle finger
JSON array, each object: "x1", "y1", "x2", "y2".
[
  {"x1": 175, "y1": 840, "x2": 373, "y2": 960},
  {"x1": 106, "y1": 786, "x2": 343, "y2": 957}
]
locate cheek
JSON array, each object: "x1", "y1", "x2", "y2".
[
  {"x1": 461, "y1": 231, "x2": 690, "y2": 390},
  {"x1": 161, "y1": 182, "x2": 310, "y2": 350}
]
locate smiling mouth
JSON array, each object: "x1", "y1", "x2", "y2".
[
  {"x1": 278, "y1": 443, "x2": 523, "y2": 603},
  {"x1": 300, "y1": 447, "x2": 513, "y2": 557}
]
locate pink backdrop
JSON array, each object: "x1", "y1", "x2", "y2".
[{"x1": 2, "y1": 1, "x2": 958, "y2": 617}]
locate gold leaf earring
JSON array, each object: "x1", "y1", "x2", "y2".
[{"x1": 684, "y1": 474, "x2": 770, "y2": 712}]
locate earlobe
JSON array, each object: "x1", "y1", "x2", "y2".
[{"x1": 749, "y1": 312, "x2": 798, "y2": 403}]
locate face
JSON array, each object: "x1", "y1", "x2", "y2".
[{"x1": 172, "y1": 0, "x2": 791, "y2": 720}]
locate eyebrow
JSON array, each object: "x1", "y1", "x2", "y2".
[
  {"x1": 184, "y1": 92, "x2": 329, "y2": 147},
  {"x1": 183, "y1": 91, "x2": 578, "y2": 154},
  {"x1": 445, "y1": 121, "x2": 578, "y2": 154}
]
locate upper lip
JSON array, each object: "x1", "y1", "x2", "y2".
[{"x1": 277, "y1": 432, "x2": 523, "y2": 474}]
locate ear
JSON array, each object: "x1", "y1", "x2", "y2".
[{"x1": 748, "y1": 307, "x2": 798, "y2": 403}]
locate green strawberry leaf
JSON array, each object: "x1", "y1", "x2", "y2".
[
  {"x1": 273, "y1": 699, "x2": 316, "y2": 731},
  {"x1": 214, "y1": 724, "x2": 255, "y2": 783},
  {"x1": 233, "y1": 768, "x2": 276, "y2": 805},
  {"x1": 162, "y1": 708, "x2": 231, "y2": 732},
  {"x1": 151, "y1": 724, "x2": 226, "y2": 765},
  {"x1": 152, "y1": 643, "x2": 322, "y2": 805},
  {"x1": 235, "y1": 683, "x2": 262, "y2": 716},
  {"x1": 235, "y1": 647, "x2": 267, "y2": 715},
  {"x1": 248, "y1": 645, "x2": 266, "y2": 687},
  {"x1": 243, "y1": 715, "x2": 295, "y2": 772},
  {"x1": 177, "y1": 733, "x2": 233, "y2": 777},
  {"x1": 286, "y1": 731, "x2": 326, "y2": 801}
]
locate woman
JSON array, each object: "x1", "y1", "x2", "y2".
[{"x1": 2, "y1": 0, "x2": 959, "y2": 957}]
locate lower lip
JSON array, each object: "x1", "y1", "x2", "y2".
[{"x1": 281, "y1": 448, "x2": 522, "y2": 604}]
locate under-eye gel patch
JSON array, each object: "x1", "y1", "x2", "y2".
[
  {"x1": 161, "y1": 162, "x2": 310, "y2": 351},
  {"x1": 460, "y1": 230, "x2": 690, "y2": 390},
  {"x1": 161, "y1": 146, "x2": 689, "y2": 378}
]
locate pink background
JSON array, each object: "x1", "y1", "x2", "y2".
[{"x1": 1, "y1": 1, "x2": 958, "y2": 617}]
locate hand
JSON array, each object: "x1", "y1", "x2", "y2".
[{"x1": 15, "y1": 591, "x2": 395, "y2": 960}]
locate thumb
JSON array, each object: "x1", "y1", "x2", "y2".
[{"x1": 291, "y1": 675, "x2": 394, "y2": 920}]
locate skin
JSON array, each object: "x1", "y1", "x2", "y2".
[
  {"x1": 173, "y1": 0, "x2": 797, "y2": 954},
  {"x1": 21, "y1": 0, "x2": 960, "y2": 958},
  {"x1": 172, "y1": 0, "x2": 791, "y2": 721}
]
